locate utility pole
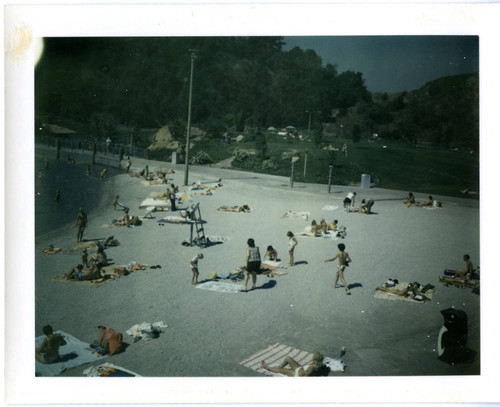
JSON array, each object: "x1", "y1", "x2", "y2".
[
  {"x1": 306, "y1": 110, "x2": 312, "y2": 136},
  {"x1": 184, "y1": 49, "x2": 198, "y2": 186}
]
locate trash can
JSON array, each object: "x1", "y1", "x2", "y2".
[
  {"x1": 172, "y1": 152, "x2": 179, "y2": 164},
  {"x1": 361, "y1": 174, "x2": 371, "y2": 188}
]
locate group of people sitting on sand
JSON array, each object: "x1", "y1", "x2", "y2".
[
  {"x1": 295, "y1": 219, "x2": 346, "y2": 238},
  {"x1": 403, "y1": 192, "x2": 440, "y2": 208},
  {"x1": 35, "y1": 324, "x2": 123, "y2": 365}
]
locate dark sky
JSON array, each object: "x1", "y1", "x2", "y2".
[{"x1": 283, "y1": 36, "x2": 479, "y2": 93}]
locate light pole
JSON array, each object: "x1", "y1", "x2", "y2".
[{"x1": 184, "y1": 49, "x2": 198, "y2": 186}]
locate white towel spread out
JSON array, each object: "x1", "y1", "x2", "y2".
[{"x1": 126, "y1": 321, "x2": 168, "y2": 342}]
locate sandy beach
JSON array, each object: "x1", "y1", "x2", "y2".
[{"x1": 30, "y1": 151, "x2": 480, "y2": 380}]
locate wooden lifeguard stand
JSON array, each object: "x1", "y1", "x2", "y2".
[{"x1": 187, "y1": 203, "x2": 207, "y2": 247}]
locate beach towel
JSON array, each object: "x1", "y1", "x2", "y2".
[
  {"x1": 281, "y1": 211, "x2": 310, "y2": 220},
  {"x1": 321, "y1": 205, "x2": 339, "y2": 211},
  {"x1": 35, "y1": 331, "x2": 107, "y2": 377},
  {"x1": 50, "y1": 265, "x2": 118, "y2": 287},
  {"x1": 140, "y1": 198, "x2": 171, "y2": 209},
  {"x1": 42, "y1": 247, "x2": 62, "y2": 255},
  {"x1": 157, "y1": 216, "x2": 190, "y2": 224},
  {"x1": 239, "y1": 343, "x2": 345, "y2": 376},
  {"x1": 196, "y1": 281, "x2": 241, "y2": 294},
  {"x1": 374, "y1": 282, "x2": 434, "y2": 303},
  {"x1": 72, "y1": 241, "x2": 98, "y2": 251},
  {"x1": 126, "y1": 321, "x2": 168, "y2": 342},
  {"x1": 83, "y1": 363, "x2": 141, "y2": 377},
  {"x1": 51, "y1": 275, "x2": 111, "y2": 287}
]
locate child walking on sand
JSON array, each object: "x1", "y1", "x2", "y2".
[
  {"x1": 190, "y1": 253, "x2": 204, "y2": 284},
  {"x1": 325, "y1": 243, "x2": 352, "y2": 295}
]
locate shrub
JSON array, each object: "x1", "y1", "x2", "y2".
[
  {"x1": 192, "y1": 150, "x2": 213, "y2": 164},
  {"x1": 261, "y1": 159, "x2": 278, "y2": 172}
]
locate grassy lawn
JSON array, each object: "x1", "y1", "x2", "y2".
[{"x1": 191, "y1": 133, "x2": 479, "y2": 199}]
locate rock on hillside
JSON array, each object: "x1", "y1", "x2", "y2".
[{"x1": 149, "y1": 125, "x2": 205, "y2": 151}]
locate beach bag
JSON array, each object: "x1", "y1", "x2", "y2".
[{"x1": 130, "y1": 216, "x2": 142, "y2": 226}]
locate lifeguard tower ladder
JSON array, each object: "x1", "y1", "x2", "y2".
[{"x1": 188, "y1": 203, "x2": 207, "y2": 247}]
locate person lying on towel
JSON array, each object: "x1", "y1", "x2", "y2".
[
  {"x1": 261, "y1": 350, "x2": 330, "y2": 377},
  {"x1": 376, "y1": 281, "x2": 431, "y2": 301},
  {"x1": 65, "y1": 264, "x2": 105, "y2": 281},
  {"x1": 217, "y1": 204, "x2": 250, "y2": 212},
  {"x1": 35, "y1": 325, "x2": 67, "y2": 364},
  {"x1": 295, "y1": 220, "x2": 320, "y2": 237}
]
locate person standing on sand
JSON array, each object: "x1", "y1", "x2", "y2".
[
  {"x1": 55, "y1": 189, "x2": 61, "y2": 204},
  {"x1": 343, "y1": 192, "x2": 356, "y2": 212},
  {"x1": 86, "y1": 165, "x2": 91, "y2": 176},
  {"x1": 169, "y1": 184, "x2": 177, "y2": 211},
  {"x1": 100, "y1": 168, "x2": 107, "y2": 180},
  {"x1": 287, "y1": 231, "x2": 298, "y2": 266},
  {"x1": 76, "y1": 207, "x2": 88, "y2": 242},
  {"x1": 125, "y1": 156, "x2": 131, "y2": 173},
  {"x1": 190, "y1": 253, "x2": 204, "y2": 284},
  {"x1": 325, "y1": 243, "x2": 352, "y2": 295},
  {"x1": 113, "y1": 195, "x2": 120, "y2": 210},
  {"x1": 81, "y1": 248, "x2": 89, "y2": 267},
  {"x1": 242, "y1": 238, "x2": 261, "y2": 292}
]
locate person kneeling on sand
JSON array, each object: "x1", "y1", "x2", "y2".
[
  {"x1": 35, "y1": 325, "x2": 67, "y2": 364},
  {"x1": 190, "y1": 253, "x2": 204, "y2": 284},
  {"x1": 91, "y1": 326, "x2": 123, "y2": 356},
  {"x1": 325, "y1": 243, "x2": 352, "y2": 295},
  {"x1": 263, "y1": 245, "x2": 278, "y2": 262},
  {"x1": 261, "y1": 351, "x2": 328, "y2": 377},
  {"x1": 242, "y1": 238, "x2": 261, "y2": 292}
]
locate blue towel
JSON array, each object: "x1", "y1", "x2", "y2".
[{"x1": 35, "y1": 331, "x2": 107, "y2": 376}]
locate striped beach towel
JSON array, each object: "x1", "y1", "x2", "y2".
[{"x1": 239, "y1": 343, "x2": 316, "y2": 376}]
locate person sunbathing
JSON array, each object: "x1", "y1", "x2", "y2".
[
  {"x1": 261, "y1": 351, "x2": 327, "y2": 377},
  {"x1": 103, "y1": 235, "x2": 119, "y2": 247},
  {"x1": 114, "y1": 209, "x2": 131, "y2": 226},
  {"x1": 296, "y1": 220, "x2": 319, "y2": 237},
  {"x1": 327, "y1": 219, "x2": 339, "y2": 231},
  {"x1": 441, "y1": 254, "x2": 477, "y2": 283},
  {"x1": 418, "y1": 195, "x2": 434, "y2": 207},
  {"x1": 217, "y1": 204, "x2": 251, "y2": 212},
  {"x1": 92, "y1": 326, "x2": 123, "y2": 356},
  {"x1": 35, "y1": 325, "x2": 67, "y2": 364},
  {"x1": 376, "y1": 282, "x2": 430, "y2": 301},
  {"x1": 89, "y1": 246, "x2": 108, "y2": 266},
  {"x1": 317, "y1": 219, "x2": 328, "y2": 234},
  {"x1": 66, "y1": 264, "x2": 104, "y2": 281},
  {"x1": 404, "y1": 192, "x2": 415, "y2": 207}
]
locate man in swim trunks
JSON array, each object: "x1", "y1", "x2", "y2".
[
  {"x1": 325, "y1": 243, "x2": 352, "y2": 295},
  {"x1": 190, "y1": 253, "x2": 204, "y2": 284}
]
